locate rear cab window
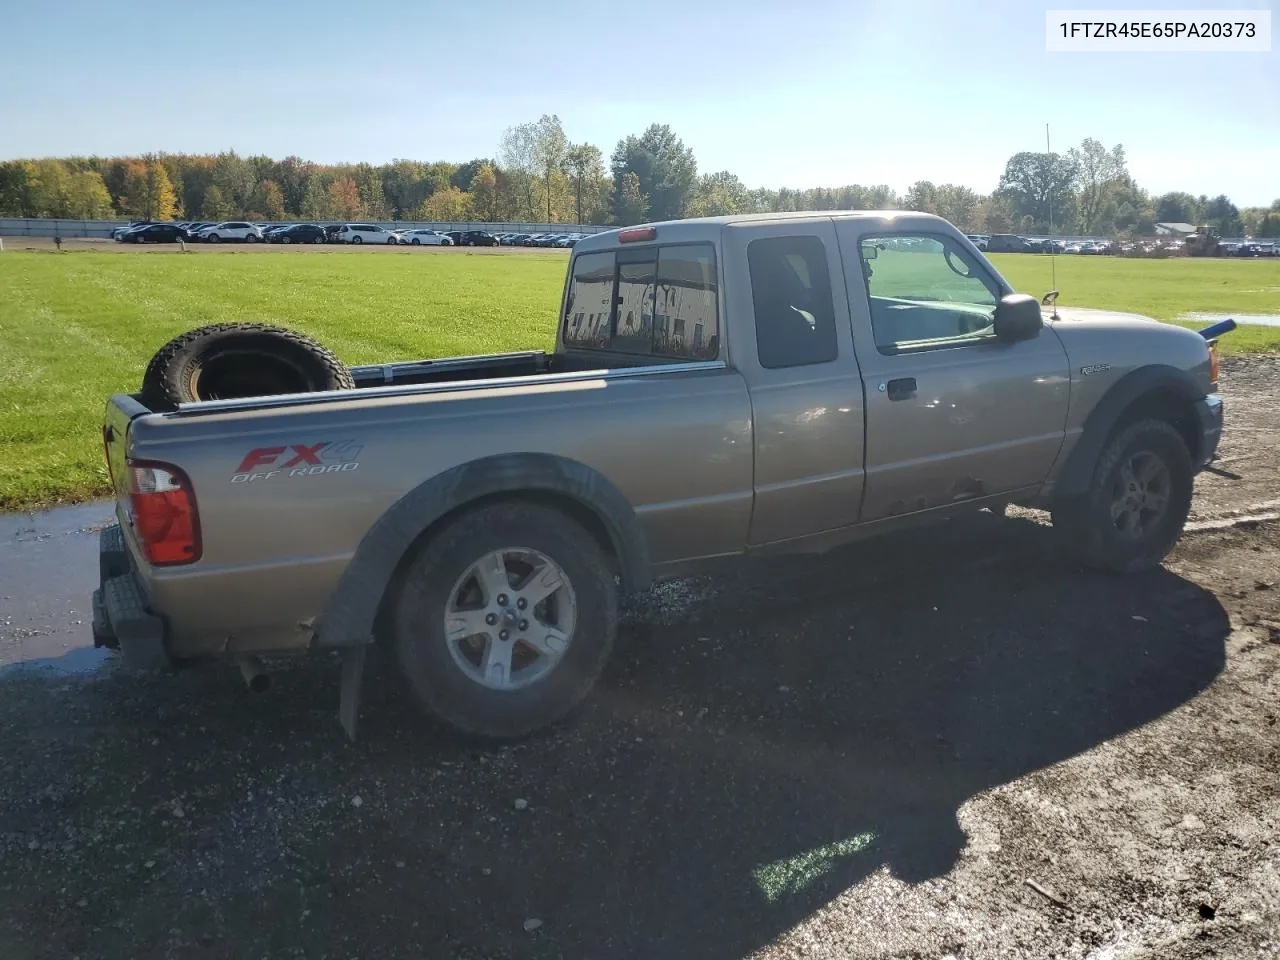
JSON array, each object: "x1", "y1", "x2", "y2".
[{"x1": 563, "y1": 243, "x2": 720, "y2": 361}]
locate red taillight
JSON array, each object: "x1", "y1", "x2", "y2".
[
  {"x1": 127, "y1": 460, "x2": 201, "y2": 566},
  {"x1": 618, "y1": 226, "x2": 656, "y2": 243}
]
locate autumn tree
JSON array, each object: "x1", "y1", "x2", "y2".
[
  {"x1": 211, "y1": 151, "x2": 256, "y2": 214},
  {"x1": 415, "y1": 185, "x2": 473, "y2": 221},
  {"x1": 934, "y1": 184, "x2": 981, "y2": 233},
  {"x1": 300, "y1": 172, "x2": 333, "y2": 220},
  {"x1": 177, "y1": 157, "x2": 214, "y2": 222},
  {"x1": 31, "y1": 159, "x2": 74, "y2": 217},
  {"x1": 451, "y1": 158, "x2": 494, "y2": 192},
  {"x1": 611, "y1": 124, "x2": 697, "y2": 222},
  {"x1": 688, "y1": 170, "x2": 748, "y2": 217},
  {"x1": 1155, "y1": 192, "x2": 1201, "y2": 225},
  {"x1": 354, "y1": 163, "x2": 389, "y2": 219},
  {"x1": 469, "y1": 163, "x2": 502, "y2": 222},
  {"x1": 0, "y1": 160, "x2": 39, "y2": 215},
  {"x1": 995, "y1": 151, "x2": 1077, "y2": 232},
  {"x1": 327, "y1": 177, "x2": 364, "y2": 219},
  {"x1": 499, "y1": 121, "x2": 540, "y2": 221},
  {"x1": 272, "y1": 156, "x2": 313, "y2": 215},
  {"x1": 122, "y1": 158, "x2": 177, "y2": 220},
  {"x1": 564, "y1": 143, "x2": 607, "y2": 224},
  {"x1": 1067, "y1": 138, "x2": 1127, "y2": 233},
  {"x1": 531, "y1": 114, "x2": 568, "y2": 222},
  {"x1": 903, "y1": 180, "x2": 938, "y2": 214},
  {"x1": 1202, "y1": 194, "x2": 1242, "y2": 236},
  {"x1": 66, "y1": 170, "x2": 114, "y2": 218},
  {"x1": 200, "y1": 184, "x2": 231, "y2": 220},
  {"x1": 613, "y1": 171, "x2": 647, "y2": 225},
  {"x1": 250, "y1": 179, "x2": 285, "y2": 219}
]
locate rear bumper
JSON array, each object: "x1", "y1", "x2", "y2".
[
  {"x1": 92, "y1": 524, "x2": 171, "y2": 671},
  {"x1": 1195, "y1": 393, "x2": 1224, "y2": 469}
]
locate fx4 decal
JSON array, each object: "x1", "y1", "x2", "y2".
[{"x1": 232, "y1": 441, "x2": 363, "y2": 483}]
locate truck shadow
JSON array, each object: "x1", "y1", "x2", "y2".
[
  {"x1": 360, "y1": 509, "x2": 1228, "y2": 959},
  {"x1": 1, "y1": 510, "x2": 1228, "y2": 960}
]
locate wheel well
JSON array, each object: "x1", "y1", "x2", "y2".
[
  {"x1": 371, "y1": 491, "x2": 622, "y2": 642},
  {"x1": 1112, "y1": 387, "x2": 1200, "y2": 461}
]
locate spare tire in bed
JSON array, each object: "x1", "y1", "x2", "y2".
[{"x1": 140, "y1": 322, "x2": 354, "y2": 410}]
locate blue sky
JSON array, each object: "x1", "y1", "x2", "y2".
[{"x1": 2, "y1": 0, "x2": 1276, "y2": 204}]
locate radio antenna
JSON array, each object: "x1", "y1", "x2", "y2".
[{"x1": 1045, "y1": 122, "x2": 1059, "y2": 318}]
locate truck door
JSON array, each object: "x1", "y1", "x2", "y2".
[
  {"x1": 834, "y1": 224, "x2": 1070, "y2": 521},
  {"x1": 721, "y1": 220, "x2": 867, "y2": 546}
]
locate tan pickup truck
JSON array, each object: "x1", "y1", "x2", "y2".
[{"x1": 94, "y1": 211, "x2": 1226, "y2": 739}]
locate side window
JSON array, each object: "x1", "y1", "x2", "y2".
[
  {"x1": 654, "y1": 245, "x2": 719, "y2": 359},
  {"x1": 857, "y1": 234, "x2": 999, "y2": 352},
  {"x1": 747, "y1": 235, "x2": 838, "y2": 369},
  {"x1": 563, "y1": 252, "x2": 615, "y2": 349}
]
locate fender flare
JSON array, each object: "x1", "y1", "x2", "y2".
[
  {"x1": 315, "y1": 453, "x2": 652, "y2": 647},
  {"x1": 1054, "y1": 364, "x2": 1203, "y2": 499}
]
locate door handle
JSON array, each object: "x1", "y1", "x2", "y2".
[{"x1": 885, "y1": 377, "x2": 917, "y2": 401}]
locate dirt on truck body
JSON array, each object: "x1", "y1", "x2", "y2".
[{"x1": 94, "y1": 211, "x2": 1228, "y2": 739}]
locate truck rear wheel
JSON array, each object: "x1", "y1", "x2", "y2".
[
  {"x1": 390, "y1": 501, "x2": 618, "y2": 739},
  {"x1": 1051, "y1": 418, "x2": 1193, "y2": 573},
  {"x1": 140, "y1": 322, "x2": 354, "y2": 410}
]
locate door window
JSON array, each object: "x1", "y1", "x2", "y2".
[{"x1": 856, "y1": 234, "x2": 1000, "y2": 353}]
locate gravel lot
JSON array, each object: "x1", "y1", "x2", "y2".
[{"x1": 1, "y1": 357, "x2": 1277, "y2": 960}]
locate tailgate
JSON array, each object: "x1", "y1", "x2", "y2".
[{"x1": 103, "y1": 393, "x2": 153, "y2": 511}]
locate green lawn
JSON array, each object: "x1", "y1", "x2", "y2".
[
  {"x1": 1, "y1": 247, "x2": 1276, "y2": 511},
  {"x1": 990, "y1": 253, "x2": 1280, "y2": 351}
]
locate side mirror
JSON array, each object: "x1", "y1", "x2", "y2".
[{"x1": 993, "y1": 293, "x2": 1043, "y2": 343}]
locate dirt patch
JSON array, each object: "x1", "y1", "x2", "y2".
[{"x1": 0, "y1": 359, "x2": 1277, "y2": 959}]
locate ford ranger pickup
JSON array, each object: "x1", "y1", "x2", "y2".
[{"x1": 93, "y1": 211, "x2": 1226, "y2": 739}]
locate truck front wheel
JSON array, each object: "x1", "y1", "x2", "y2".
[
  {"x1": 390, "y1": 501, "x2": 618, "y2": 738},
  {"x1": 1051, "y1": 418, "x2": 1193, "y2": 573}
]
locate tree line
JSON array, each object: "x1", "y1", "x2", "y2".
[{"x1": 1, "y1": 117, "x2": 1277, "y2": 238}]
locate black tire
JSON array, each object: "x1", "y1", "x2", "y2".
[
  {"x1": 351, "y1": 235, "x2": 363, "y2": 245},
  {"x1": 390, "y1": 500, "x2": 618, "y2": 739},
  {"x1": 411, "y1": 238, "x2": 420, "y2": 245},
  {"x1": 208, "y1": 234, "x2": 221, "y2": 243},
  {"x1": 281, "y1": 236, "x2": 293, "y2": 244},
  {"x1": 1051, "y1": 418, "x2": 1193, "y2": 574},
  {"x1": 245, "y1": 233, "x2": 258, "y2": 243},
  {"x1": 139, "y1": 322, "x2": 354, "y2": 410}
]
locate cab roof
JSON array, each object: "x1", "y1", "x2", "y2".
[{"x1": 574, "y1": 210, "x2": 953, "y2": 254}]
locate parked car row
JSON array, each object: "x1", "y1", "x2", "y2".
[
  {"x1": 492, "y1": 232, "x2": 588, "y2": 247},
  {"x1": 109, "y1": 221, "x2": 596, "y2": 247},
  {"x1": 110, "y1": 221, "x2": 454, "y2": 245},
  {"x1": 961, "y1": 232, "x2": 1278, "y2": 257}
]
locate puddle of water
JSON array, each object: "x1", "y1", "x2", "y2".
[
  {"x1": 0, "y1": 645, "x2": 111, "y2": 679},
  {"x1": 1, "y1": 501, "x2": 115, "y2": 674},
  {"x1": 1183, "y1": 312, "x2": 1280, "y2": 328}
]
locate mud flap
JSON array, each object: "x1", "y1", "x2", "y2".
[{"x1": 338, "y1": 645, "x2": 367, "y2": 741}]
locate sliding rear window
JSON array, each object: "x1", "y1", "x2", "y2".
[{"x1": 563, "y1": 244, "x2": 720, "y2": 360}]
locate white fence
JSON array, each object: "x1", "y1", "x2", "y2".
[{"x1": 0, "y1": 218, "x2": 614, "y2": 239}]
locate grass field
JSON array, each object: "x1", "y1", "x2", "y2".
[{"x1": 1, "y1": 246, "x2": 1277, "y2": 511}]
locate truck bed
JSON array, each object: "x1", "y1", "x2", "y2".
[{"x1": 347, "y1": 348, "x2": 676, "y2": 390}]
